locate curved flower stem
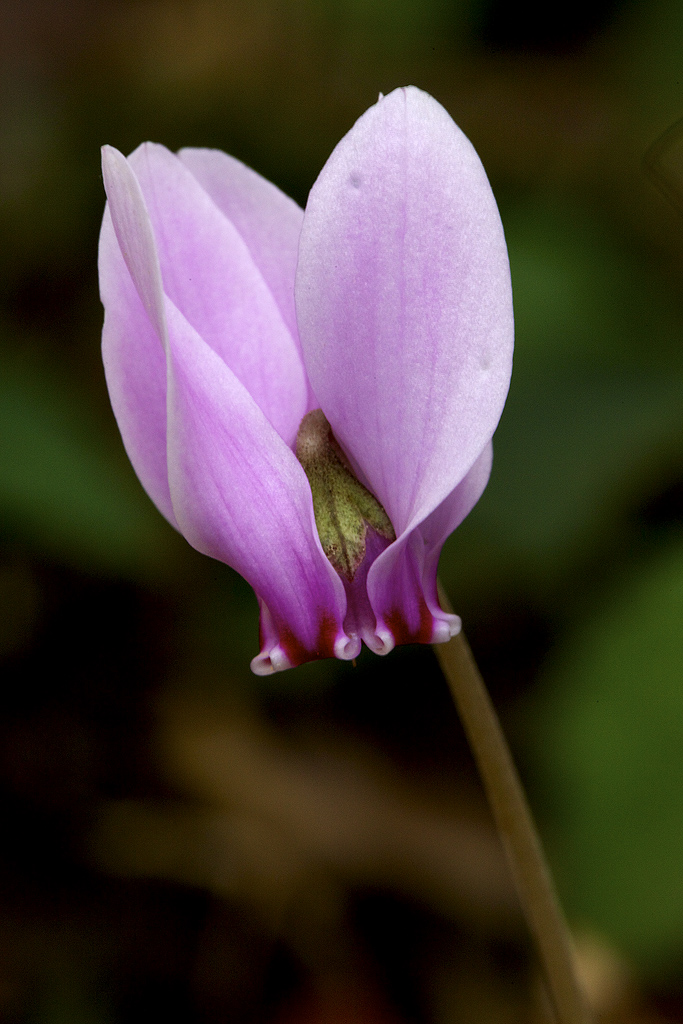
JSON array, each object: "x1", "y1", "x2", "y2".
[{"x1": 434, "y1": 620, "x2": 591, "y2": 1024}]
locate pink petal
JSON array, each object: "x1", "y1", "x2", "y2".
[
  {"x1": 100, "y1": 148, "x2": 174, "y2": 525},
  {"x1": 178, "y1": 146, "x2": 318, "y2": 413},
  {"x1": 101, "y1": 146, "x2": 167, "y2": 340},
  {"x1": 127, "y1": 142, "x2": 307, "y2": 445},
  {"x1": 366, "y1": 443, "x2": 493, "y2": 652},
  {"x1": 296, "y1": 87, "x2": 513, "y2": 536},
  {"x1": 418, "y1": 441, "x2": 493, "y2": 557},
  {"x1": 164, "y1": 297, "x2": 357, "y2": 672},
  {"x1": 177, "y1": 148, "x2": 303, "y2": 345},
  {"x1": 101, "y1": 144, "x2": 356, "y2": 672}
]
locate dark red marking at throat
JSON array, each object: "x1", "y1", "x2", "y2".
[
  {"x1": 384, "y1": 599, "x2": 434, "y2": 647},
  {"x1": 279, "y1": 612, "x2": 338, "y2": 668}
]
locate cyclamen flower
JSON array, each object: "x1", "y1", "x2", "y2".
[{"x1": 99, "y1": 87, "x2": 513, "y2": 674}]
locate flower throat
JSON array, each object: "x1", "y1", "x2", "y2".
[{"x1": 295, "y1": 410, "x2": 395, "y2": 581}]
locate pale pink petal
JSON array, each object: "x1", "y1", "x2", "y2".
[
  {"x1": 101, "y1": 144, "x2": 356, "y2": 672},
  {"x1": 101, "y1": 145, "x2": 167, "y2": 340},
  {"x1": 163, "y1": 296, "x2": 358, "y2": 671},
  {"x1": 296, "y1": 87, "x2": 513, "y2": 535},
  {"x1": 418, "y1": 441, "x2": 493, "y2": 557},
  {"x1": 128, "y1": 142, "x2": 307, "y2": 445},
  {"x1": 177, "y1": 148, "x2": 303, "y2": 343},
  {"x1": 366, "y1": 443, "x2": 493, "y2": 652},
  {"x1": 100, "y1": 147, "x2": 174, "y2": 525},
  {"x1": 178, "y1": 146, "x2": 318, "y2": 412}
]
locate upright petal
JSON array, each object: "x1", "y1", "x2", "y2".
[
  {"x1": 100, "y1": 147, "x2": 174, "y2": 525},
  {"x1": 128, "y1": 143, "x2": 307, "y2": 445},
  {"x1": 296, "y1": 87, "x2": 513, "y2": 535}
]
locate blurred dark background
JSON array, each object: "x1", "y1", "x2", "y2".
[{"x1": 2, "y1": 0, "x2": 683, "y2": 1021}]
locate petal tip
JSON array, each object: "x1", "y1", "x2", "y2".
[
  {"x1": 250, "y1": 646, "x2": 292, "y2": 675},
  {"x1": 101, "y1": 144, "x2": 127, "y2": 187},
  {"x1": 253, "y1": 600, "x2": 356, "y2": 674},
  {"x1": 250, "y1": 630, "x2": 360, "y2": 675},
  {"x1": 364, "y1": 627, "x2": 395, "y2": 657},
  {"x1": 432, "y1": 614, "x2": 461, "y2": 645},
  {"x1": 335, "y1": 633, "x2": 362, "y2": 661}
]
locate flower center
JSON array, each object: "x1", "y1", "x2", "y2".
[{"x1": 296, "y1": 409, "x2": 395, "y2": 581}]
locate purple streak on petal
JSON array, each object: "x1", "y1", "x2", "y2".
[
  {"x1": 100, "y1": 147, "x2": 175, "y2": 525},
  {"x1": 127, "y1": 142, "x2": 307, "y2": 445},
  {"x1": 367, "y1": 443, "x2": 493, "y2": 650},
  {"x1": 296, "y1": 86, "x2": 513, "y2": 535},
  {"x1": 162, "y1": 295, "x2": 356, "y2": 669}
]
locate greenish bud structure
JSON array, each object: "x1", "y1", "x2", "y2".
[{"x1": 296, "y1": 410, "x2": 395, "y2": 581}]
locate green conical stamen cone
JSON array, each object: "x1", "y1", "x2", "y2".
[{"x1": 296, "y1": 410, "x2": 395, "y2": 581}]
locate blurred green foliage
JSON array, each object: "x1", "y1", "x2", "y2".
[{"x1": 529, "y1": 538, "x2": 683, "y2": 980}]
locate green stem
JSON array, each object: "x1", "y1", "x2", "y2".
[{"x1": 434, "y1": 625, "x2": 591, "y2": 1024}]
